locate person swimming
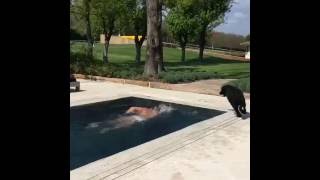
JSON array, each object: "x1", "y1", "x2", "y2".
[
  {"x1": 126, "y1": 104, "x2": 174, "y2": 118},
  {"x1": 125, "y1": 106, "x2": 159, "y2": 119},
  {"x1": 86, "y1": 104, "x2": 174, "y2": 133}
]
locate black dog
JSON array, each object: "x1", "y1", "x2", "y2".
[
  {"x1": 219, "y1": 85, "x2": 246, "y2": 117},
  {"x1": 70, "y1": 74, "x2": 76, "y2": 82}
]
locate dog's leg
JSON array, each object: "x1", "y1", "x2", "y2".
[{"x1": 232, "y1": 104, "x2": 242, "y2": 117}]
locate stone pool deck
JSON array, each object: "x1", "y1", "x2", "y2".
[
  {"x1": 70, "y1": 79, "x2": 250, "y2": 180},
  {"x1": 73, "y1": 74, "x2": 250, "y2": 99}
]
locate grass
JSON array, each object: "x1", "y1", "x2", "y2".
[
  {"x1": 70, "y1": 42, "x2": 250, "y2": 83},
  {"x1": 227, "y1": 77, "x2": 250, "y2": 93}
]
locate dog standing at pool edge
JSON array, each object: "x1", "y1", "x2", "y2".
[{"x1": 219, "y1": 85, "x2": 247, "y2": 117}]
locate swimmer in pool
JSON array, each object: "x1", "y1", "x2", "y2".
[
  {"x1": 96, "y1": 107, "x2": 159, "y2": 133},
  {"x1": 125, "y1": 104, "x2": 174, "y2": 119},
  {"x1": 125, "y1": 106, "x2": 159, "y2": 119},
  {"x1": 87, "y1": 104, "x2": 173, "y2": 133}
]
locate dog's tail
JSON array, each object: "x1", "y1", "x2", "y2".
[{"x1": 238, "y1": 105, "x2": 247, "y2": 115}]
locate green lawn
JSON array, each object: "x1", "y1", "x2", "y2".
[
  {"x1": 71, "y1": 42, "x2": 199, "y2": 63},
  {"x1": 70, "y1": 42, "x2": 250, "y2": 82},
  {"x1": 227, "y1": 77, "x2": 250, "y2": 93}
]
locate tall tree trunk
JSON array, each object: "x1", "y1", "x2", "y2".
[
  {"x1": 157, "y1": 0, "x2": 165, "y2": 72},
  {"x1": 144, "y1": 0, "x2": 161, "y2": 77},
  {"x1": 103, "y1": 40, "x2": 109, "y2": 63},
  {"x1": 102, "y1": 18, "x2": 114, "y2": 63},
  {"x1": 84, "y1": 0, "x2": 93, "y2": 58},
  {"x1": 198, "y1": 26, "x2": 206, "y2": 61},
  {"x1": 181, "y1": 45, "x2": 186, "y2": 62},
  {"x1": 135, "y1": 43, "x2": 142, "y2": 64},
  {"x1": 134, "y1": 35, "x2": 146, "y2": 64},
  {"x1": 180, "y1": 35, "x2": 188, "y2": 62},
  {"x1": 158, "y1": 37, "x2": 165, "y2": 72},
  {"x1": 103, "y1": 33, "x2": 112, "y2": 63}
]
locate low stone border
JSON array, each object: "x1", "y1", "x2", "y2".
[
  {"x1": 185, "y1": 48, "x2": 249, "y2": 62},
  {"x1": 73, "y1": 74, "x2": 250, "y2": 98},
  {"x1": 70, "y1": 81, "x2": 80, "y2": 91}
]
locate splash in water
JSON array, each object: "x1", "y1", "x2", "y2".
[
  {"x1": 87, "y1": 122, "x2": 100, "y2": 128},
  {"x1": 86, "y1": 104, "x2": 175, "y2": 134},
  {"x1": 156, "y1": 104, "x2": 174, "y2": 113}
]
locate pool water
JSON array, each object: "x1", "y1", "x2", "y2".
[{"x1": 70, "y1": 97, "x2": 225, "y2": 170}]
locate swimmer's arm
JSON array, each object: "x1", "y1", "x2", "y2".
[{"x1": 126, "y1": 107, "x2": 135, "y2": 113}]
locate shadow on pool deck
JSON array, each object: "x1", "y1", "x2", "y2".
[
  {"x1": 241, "y1": 112, "x2": 250, "y2": 120},
  {"x1": 70, "y1": 89, "x2": 85, "y2": 93},
  {"x1": 227, "y1": 109, "x2": 250, "y2": 120}
]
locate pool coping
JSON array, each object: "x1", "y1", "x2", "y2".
[
  {"x1": 72, "y1": 74, "x2": 250, "y2": 99},
  {"x1": 71, "y1": 93, "x2": 227, "y2": 112},
  {"x1": 70, "y1": 94, "x2": 241, "y2": 180}
]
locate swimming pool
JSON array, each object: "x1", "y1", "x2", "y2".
[{"x1": 70, "y1": 97, "x2": 225, "y2": 170}]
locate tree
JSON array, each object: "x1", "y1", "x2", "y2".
[
  {"x1": 195, "y1": 0, "x2": 233, "y2": 61},
  {"x1": 144, "y1": 0, "x2": 162, "y2": 76},
  {"x1": 91, "y1": 0, "x2": 123, "y2": 63},
  {"x1": 166, "y1": 0, "x2": 198, "y2": 62},
  {"x1": 246, "y1": 34, "x2": 250, "y2": 41},
  {"x1": 123, "y1": 0, "x2": 147, "y2": 64},
  {"x1": 71, "y1": 0, "x2": 94, "y2": 57},
  {"x1": 157, "y1": 0, "x2": 165, "y2": 72},
  {"x1": 207, "y1": 31, "x2": 246, "y2": 50},
  {"x1": 70, "y1": 12, "x2": 86, "y2": 37},
  {"x1": 70, "y1": 29, "x2": 86, "y2": 40},
  {"x1": 162, "y1": 21, "x2": 175, "y2": 43}
]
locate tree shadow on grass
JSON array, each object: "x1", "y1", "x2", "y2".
[
  {"x1": 71, "y1": 55, "x2": 249, "y2": 80},
  {"x1": 106, "y1": 56, "x2": 248, "y2": 67},
  {"x1": 108, "y1": 61, "x2": 144, "y2": 68},
  {"x1": 165, "y1": 56, "x2": 249, "y2": 67},
  {"x1": 220, "y1": 72, "x2": 250, "y2": 79},
  {"x1": 84, "y1": 56, "x2": 248, "y2": 69},
  {"x1": 164, "y1": 67, "x2": 198, "y2": 72}
]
